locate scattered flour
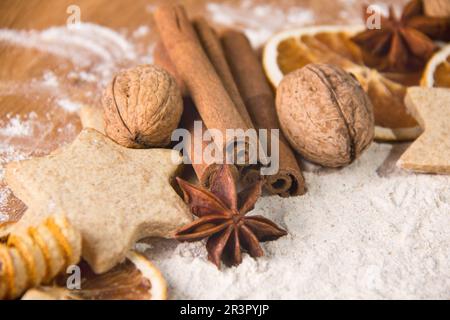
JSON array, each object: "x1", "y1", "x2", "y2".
[
  {"x1": 41, "y1": 71, "x2": 59, "y2": 87},
  {"x1": 0, "y1": 23, "x2": 135, "y2": 70},
  {"x1": 0, "y1": 22, "x2": 149, "y2": 100},
  {"x1": 56, "y1": 98, "x2": 83, "y2": 113},
  {"x1": 206, "y1": 0, "x2": 315, "y2": 47},
  {"x1": 132, "y1": 25, "x2": 150, "y2": 38},
  {"x1": 142, "y1": 143, "x2": 450, "y2": 299},
  {"x1": 0, "y1": 143, "x2": 29, "y2": 220},
  {"x1": 0, "y1": 143, "x2": 31, "y2": 181},
  {"x1": 0, "y1": 113, "x2": 37, "y2": 137},
  {"x1": 134, "y1": 242, "x2": 153, "y2": 253},
  {"x1": 0, "y1": 187, "x2": 12, "y2": 223}
]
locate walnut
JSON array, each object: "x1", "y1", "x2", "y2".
[
  {"x1": 276, "y1": 64, "x2": 374, "y2": 167},
  {"x1": 103, "y1": 65, "x2": 183, "y2": 148}
]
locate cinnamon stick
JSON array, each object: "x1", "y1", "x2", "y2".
[
  {"x1": 180, "y1": 98, "x2": 239, "y2": 186},
  {"x1": 192, "y1": 18, "x2": 254, "y2": 128},
  {"x1": 221, "y1": 30, "x2": 306, "y2": 196},
  {"x1": 154, "y1": 38, "x2": 244, "y2": 186},
  {"x1": 154, "y1": 42, "x2": 230, "y2": 186},
  {"x1": 153, "y1": 5, "x2": 252, "y2": 163},
  {"x1": 153, "y1": 41, "x2": 188, "y2": 96}
]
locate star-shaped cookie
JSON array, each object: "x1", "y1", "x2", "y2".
[
  {"x1": 6, "y1": 129, "x2": 192, "y2": 273},
  {"x1": 397, "y1": 87, "x2": 450, "y2": 174}
]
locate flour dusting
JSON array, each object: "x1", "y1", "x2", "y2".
[
  {"x1": 0, "y1": 23, "x2": 135, "y2": 71},
  {"x1": 0, "y1": 193, "x2": 10, "y2": 223},
  {"x1": 0, "y1": 143, "x2": 29, "y2": 220},
  {"x1": 56, "y1": 99, "x2": 83, "y2": 113},
  {"x1": 142, "y1": 143, "x2": 450, "y2": 299},
  {"x1": 0, "y1": 113, "x2": 37, "y2": 137},
  {"x1": 0, "y1": 22, "x2": 150, "y2": 105},
  {"x1": 206, "y1": 0, "x2": 315, "y2": 47}
]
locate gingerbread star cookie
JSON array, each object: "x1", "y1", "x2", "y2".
[
  {"x1": 5, "y1": 129, "x2": 192, "y2": 273},
  {"x1": 397, "y1": 87, "x2": 450, "y2": 174}
]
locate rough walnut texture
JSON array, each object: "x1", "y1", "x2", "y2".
[
  {"x1": 276, "y1": 64, "x2": 374, "y2": 167},
  {"x1": 103, "y1": 64, "x2": 183, "y2": 148}
]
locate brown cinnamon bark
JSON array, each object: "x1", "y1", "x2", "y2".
[
  {"x1": 153, "y1": 5, "x2": 252, "y2": 161},
  {"x1": 192, "y1": 18, "x2": 254, "y2": 128},
  {"x1": 153, "y1": 41, "x2": 188, "y2": 97},
  {"x1": 154, "y1": 43, "x2": 233, "y2": 186},
  {"x1": 180, "y1": 99, "x2": 239, "y2": 187},
  {"x1": 221, "y1": 30, "x2": 306, "y2": 196}
]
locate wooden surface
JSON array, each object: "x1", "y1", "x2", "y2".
[{"x1": 0, "y1": 0, "x2": 407, "y2": 226}]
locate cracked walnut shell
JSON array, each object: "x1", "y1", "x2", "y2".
[
  {"x1": 276, "y1": 64, "x2": 374, "y2": 167},
  {"x1": 103, "y1": 65, "x2": 183, "y2": 148}
]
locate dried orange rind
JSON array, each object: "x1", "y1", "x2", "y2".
[
  {"x1": 0, "y1": 246, "x2": 14, "y2": 299},
  {"x1": 7, "y1": 232, "x2": 46, "y2": 287},
  {"x1": 29, "y1": 222, "x2": 65, "y2": 281},
  {"x1": 0, "y1": 214, "x2": 81, "y2": 299},
  {"x1": 421, "y1": 44, "x2": 450, "y2": 88}
]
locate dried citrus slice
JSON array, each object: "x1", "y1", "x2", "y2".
[
  {"x1": 263, "y1": 26, "x2": 422, "y2": 141},
  {"x1": 28, "y1": 222, "x2": 66, "y2": 281},
  {"x1": 421, "y1": 44, "x2": 450, "y2": 88},
  {"x1": 21, "y1": 251, "x2": 168, "y2": 300},
  {"x1": 0, "y1": 246, "x2": 15, "y2": 299},
  {"x1": 7, "y1": 232, "x2": 46, "y2": 287}
]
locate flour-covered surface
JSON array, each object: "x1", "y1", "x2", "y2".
[
  {"x1": 1, "y1": 0, "x2": 449, "y2": 299},
  {"x1": 139, "y1": 143, "x2": 450, "y2": 299}
]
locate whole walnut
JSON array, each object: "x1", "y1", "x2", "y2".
[
  {"x1": 103, "y1": 65, "x2": 183, "y2": 148},
  {"x1": 276, "y1": 64, "x2": 374, "y2": 167}
]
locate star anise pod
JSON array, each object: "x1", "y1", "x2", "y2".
[
  {"x1": 352, "y1": 0, "x2": 450, "y2": 72},
  {"x1": 175, "y1": 165, "x2": 287, "y2": 268}
]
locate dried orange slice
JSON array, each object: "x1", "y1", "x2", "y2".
[
  {"x1": 421, "y1": 44, "x2": 450, "y2": 88},
  {"x1": 21, "y1": 251, "x2": 167, "y2": 300},
  {"x1": 263, "y1": 26, "x2": 422, "y2": 141}
]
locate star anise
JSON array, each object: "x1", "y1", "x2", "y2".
[
  {"x1": 175, "y1": 165, "x2": 287, "y2": 268},
  {"x1": 352, "y1": 0, "x2": 450, "y2": 72}
]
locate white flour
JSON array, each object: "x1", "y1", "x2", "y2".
[
  {"x1": 0, "y1": 22, "x2": 147, "y2": 106},
  {"x1": 141, "y1": 143, "x2": 450, "y2": 299},
  {"x1": 0, "y1": 144, "x2": 28, "y2": 220},
  {"x1": 56, "y1": 99, "x2": 83, "y2": 113},
  {"x1": 0, "y1": 112, "x2": 39, "y2": 218},
  {"x1": 0, "y1": 189, "x2": 10, "y2": 223},
  {"x1": 0, "y1": 23, "x2": 136, "y2": 67},
  {"x1": 207, "y1": 0, "x2": 315, "y2": 47},
  {"x1": 0, "y1": 113, "x2": 36, "y2": 137}
]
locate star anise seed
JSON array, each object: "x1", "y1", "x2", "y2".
[
  {"x1": 352, "y1": 0, "x2": 450, "y2": 72},
  {"x1": 175, "y1": 165, "x2": 287, "y2": 269}
]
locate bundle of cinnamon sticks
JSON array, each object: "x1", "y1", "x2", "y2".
[{"x1": 153, "y1": 4, "x2": 306, "y2": 197}]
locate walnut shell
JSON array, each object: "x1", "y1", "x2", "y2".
[
  {"x1": 276, "y1": 64, "x2": 374, "y2": 167},
  {"x1": 103, "y1": 65, "x2": 183, "y2": 148}
]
